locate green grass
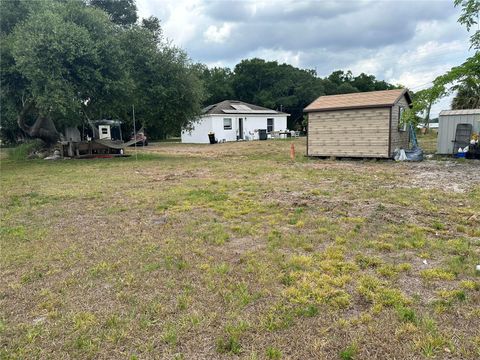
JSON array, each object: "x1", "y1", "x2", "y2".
[
  {"x1": 417, "y1": 130, "x2": 438, "y2": 154},
  {"x1": 266, "y1": 346, "x2": 282, "y2": 359},
  {"x1": 1, "y1": 138, "x2": 479, "y2": 359},
  {"x1": 340, "y1": 344, "x2": 357, "y2": 360}
]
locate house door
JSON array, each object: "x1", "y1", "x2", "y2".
[{"x1": 238, "y1": 118, "x2": 244, "y2": 140}]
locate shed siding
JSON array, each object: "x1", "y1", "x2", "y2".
[
  {"x1": 308, "y1": 108, "x2": 390, "y2": 157},
  {"x1": 390, "y1": 96, "x2": 410, "y2": 156},
  {"x1": 437, "y1": 114, "x2": 480, "y2": 154}
]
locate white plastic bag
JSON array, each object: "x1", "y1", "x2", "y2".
[{"x1": 394, "y1": 149, "x2": 407, "y2": 161}]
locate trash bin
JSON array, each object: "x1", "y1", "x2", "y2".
[
  {"x1": 208, "y1": 133, "x2": 217, "y2": 144},
  {"x1": 258, "y1": 129, "x2": 267, "y2": 140}
]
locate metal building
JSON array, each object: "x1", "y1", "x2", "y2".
[{"x1": 437, "y1": 109, "x2": 480, "y2": 154}]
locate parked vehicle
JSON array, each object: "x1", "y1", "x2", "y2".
[{"x1": 130, "y1": 130, "x2": 148, "y2": 146}]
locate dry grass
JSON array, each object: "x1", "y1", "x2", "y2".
[{"x1": 1, "y1": 138, "x2": 479, "y2": 359}]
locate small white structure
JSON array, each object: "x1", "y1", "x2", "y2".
[
  {"x1": 98, "y1": 124, "x2": 111, "y2": 140},
  {"x1": 181, "y1": 100, "x2": 289, "y2": 143},
  {"x1": 437, "y1": 109, "x2": 480, "y2": 154}
]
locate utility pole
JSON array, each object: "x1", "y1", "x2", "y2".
[{"x1": 133, "y1": 104, "x2": 137, "y2": 161}]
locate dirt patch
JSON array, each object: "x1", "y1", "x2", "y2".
[
  {"x1": 145, "y1": 169, "x2": 212, "y2": 182},
  {"x1": 223, "y1": 236, "x2": 264, "y2": 258},
  {"x1": 405, "y1": 160, "x2": 480, "y2": 193},
  {"x1": 307, "y1": 158, "x2": 480, "y2": 193}
]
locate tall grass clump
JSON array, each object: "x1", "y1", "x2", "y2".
[{"x1": 8, "y1": 140, "x2": 45, "y2": 161}]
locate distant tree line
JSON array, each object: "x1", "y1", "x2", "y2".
[{"x1": 195, "y1": 62, "x2": 398, "y2": 130}]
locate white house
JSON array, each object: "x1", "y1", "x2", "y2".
[{"x1": 181, "y1": 100, "x2": 289, "y2": 143}]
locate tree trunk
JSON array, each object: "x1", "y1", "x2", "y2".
[
  {"x1": 423, "y1": 101, "x2": 432, "y2": 132},
  {"x1": 17, "y1": 101, "x2": 61, "y2": 144}
]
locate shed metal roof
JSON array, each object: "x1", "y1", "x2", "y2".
[
  {"x1": 439, "y1": 109, "x2": 480, "y2": 116},
  {"x1": 304, "y1": 89, "x2": 411, "y2": 112},
  {"x1": 202, "y1": 100, "x2": 289, "y2": 116}
]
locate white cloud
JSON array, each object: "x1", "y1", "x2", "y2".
[
  {"x1": 137, "y1": 0, "x2": 205, "y2": 46},
  {"x1": 248, "y1": 48, "x2": 302, "y2": 67},
  {"x1": 136, "y1": 0, "x2": 473, "y2": 116},
  {"x1": 204, "y1": 23, "x2": 233, "y2": 43},
  {"x1": 204, "y1": 60, "x2": 227, "y2": 68}
]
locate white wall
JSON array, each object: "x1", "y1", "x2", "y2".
[
  {"x1": 181, "y1": 114, "x2": 288, "y2": 143},
  {"x1": 181, "y1": 117, "x2": 212, "y2": 144}
]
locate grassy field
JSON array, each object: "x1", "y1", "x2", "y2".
[{"x1": 1, "y1": 137, "x2": 479, "y2": 359}]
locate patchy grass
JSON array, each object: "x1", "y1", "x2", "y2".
[
  {"x1": 417, "y1": 129, "x2": 438, "y2": 154},
  {"x1": 1, "y1": 138, "x2": 479, "y2": 359}
]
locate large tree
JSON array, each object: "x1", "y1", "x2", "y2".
[
  {"x1": 120, "y1": 24, "x2": 204, "y2": 139},
  {"x1": 1, "y1": 0, "x2": 204, "y2": 145},
  {"x1": 1, "y1": 0, "x2": 129, "y2": 144}
]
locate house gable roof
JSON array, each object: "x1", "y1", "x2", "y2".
[
  {"x1": 304, "y1": 89, "x2": 412, "y2": 112},
  {"x1": 203, "y1": 100, "x2": 289, "y2": 116}
]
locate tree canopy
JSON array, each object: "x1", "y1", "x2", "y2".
[
  {"x1": 455, "y1": 0, "x2": 480, "y2": 50},
  {"x1": 404, "y1": 0, "x2": 480, "y2": 125},
  {"x1": 89, "y1": 0, "x2": 138, "y2": 26},
  {"x1": 452, "y1": 77, "x2": 480, "y2": 109},
  {"x1": 0, "y1": 0, "x2": 203, "y2": 144}
]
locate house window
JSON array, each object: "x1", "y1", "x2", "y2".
[
  {"x1": 398, "y1": 107, "x2": 406, "y2": 131},
  {"x1": 101, "y1": 128, "x2": 108, "y2": 134},
  {"x1": 267, "y1": 118, "x2": 274, "y2": 132},
  {"x1": 223, "y1": 118, "x2": 232, "y2": 130}
]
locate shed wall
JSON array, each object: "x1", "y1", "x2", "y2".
[
  {"x1": 437, "y1": 114, "x2": 480, "y2": 154},
  {"x1": 308, "y1": 107, "x2": 390, "y2": 157},
  {"x1": 390, "y1": 96, "x2": 410, "y2": 156}
]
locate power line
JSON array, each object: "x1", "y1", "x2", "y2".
[{"x1": 410, "y1": 81, "x2": 434, "y2": 90}]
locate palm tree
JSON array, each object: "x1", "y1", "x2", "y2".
[{"x1": 451, "y1": 78, "x2": 480, "y2": 109}]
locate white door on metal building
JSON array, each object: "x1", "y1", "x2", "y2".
[{"x1": 98, "y1": 125, "x2": 111, "y2": 140}]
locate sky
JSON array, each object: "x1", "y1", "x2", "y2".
[{"x1": 136, "y1": 0, "x2": 475, "y2": 117}]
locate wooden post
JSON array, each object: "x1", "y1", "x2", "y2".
[{"x1": 290, "y1": 143, "x2": 295, "y2": 161}]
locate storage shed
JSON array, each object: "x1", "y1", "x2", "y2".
[
  {"x1": 304, "y1": 89, "x2": 412, "y2": 158},
  {"x1": 437, "y1": 109, "x2": 480, "y2": 154}
]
